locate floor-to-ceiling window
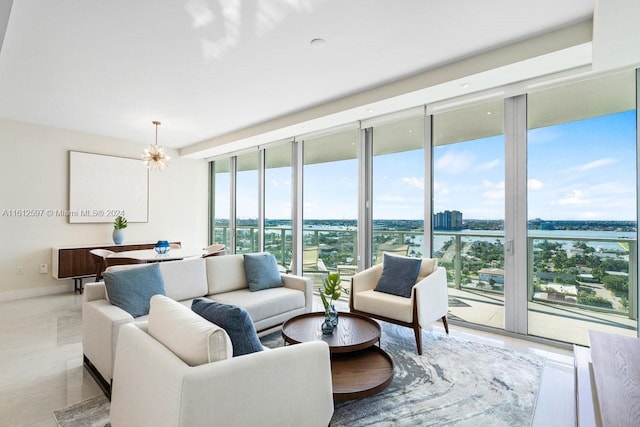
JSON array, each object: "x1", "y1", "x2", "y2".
[
  {"x1": 526, "y1": 71, "x2": 638, "y2": 345},
  {"x1": 302, "y1": 129, "x2": 358, "y2": 287},
  {"x1": 208, "y1": 67, "x2": 639, "y2": 345},
  {"x1": 264, "y1": 142, "x2": 293, "y2": 270},
  {"x1": 235, "y1": 152, "x2": 259, "y2": 254},
  {"x1": 371, "y1": 116, "x2": 425, "y2": 263},
  {"x1": 432, "y1": 100, "x2": 505, "y2": 329},
  {"x1": 211, "y1": 158, "x2": 231, "y2": 247}
]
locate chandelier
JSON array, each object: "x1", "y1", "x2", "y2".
[{"x1": 142, "y1": 120, "x2": 170, "y2": 171}]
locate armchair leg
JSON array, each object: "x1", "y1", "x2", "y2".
[
  {"x1": 413, "y1": 324, "x2": 422, "y2": 355},
  {"x1": 441, "y1": 316, "x2": 449, "y2": 334}
]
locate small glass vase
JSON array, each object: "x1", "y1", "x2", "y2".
[
  {"x1": 327, "y1": 304, "x2": 338, "y2": 327},
  {"x1": 321, "y1": 317, "x2": 334, "y2": 335},
  {"x1": 154, "y1": 240, "x2": 170, "y2": 254}
]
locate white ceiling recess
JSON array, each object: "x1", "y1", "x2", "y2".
[{"x1": 0, "y1": 0, "x2": 598, "y2": 159}]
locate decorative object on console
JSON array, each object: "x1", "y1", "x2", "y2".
[
  {"x1": 320, "y1": 272, "x2": 344, "y2": 334},
  {"x1": 112, "y1": 215, "x2": 127, "y2": 244},
  {"x1": 142, "y1": 120, "x2": 170, "y2": 171},
  {"x1": 154, "y1": 240, "x2": 170, "y2": 254}
]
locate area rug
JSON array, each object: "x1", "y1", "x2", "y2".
[
  {"x1": 53, "y1": 394, "x2": 110, "y2": 427},
  {"x1": 263, "y1": 322, "x2": 544, "y2": 426},
  {"x1": 54, "y1": 322, "x2": 544, "y2": 427}
]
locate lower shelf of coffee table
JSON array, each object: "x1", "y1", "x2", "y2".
[{"x1": 331, "y1": 346, "x2": 394, "y2": 401}]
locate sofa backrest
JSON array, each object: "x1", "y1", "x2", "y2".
[
  {"x1": 158, "y1": 257, "x2": 208, "y2": 301},
  {"x1": 205, "y1": 254, "x2": 247, "y2": 294},
  {"x1": 106, "y1": 258, "x2": 209, "y2": 302}
]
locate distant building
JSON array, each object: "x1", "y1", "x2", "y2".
[{"x1": 434, "y1": 210, "x2": 463, "y2": 230}]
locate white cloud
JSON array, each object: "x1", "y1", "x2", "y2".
[
  {"x1": 433, "y1": 180, "x2": 449, "y2": 195},
  {"x1": 557, "y1": 189, "x2": 590, "y2": 206},
  {"x1": 475, "y1": 158, "x2": 500, "y2": 171},
  {"x1": 528, "y1": 179, "x2": 544, "y2": 190},
  {"x1": 434, "y1": 151, "x2": 474, "y2": 174},
  {"x1": 575, "y1": 158, "x2": 617, "y2": 172},
  {"x1": 402, "y1": 176, "x2": 424, "y2": 189}
]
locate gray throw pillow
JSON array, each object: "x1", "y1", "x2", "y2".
[
  {"x1": 191, "y1": 298, "x2": 263, "y2": 357},
  {"x1": 103, "y1": 263, "x2": 166, "y2": 317},
  {"x1": 374, "y1": 253, "x2": 422, "y2": 298},
  {"x1": 243, "y1": 253, "x2": 283, "y2": 292}
]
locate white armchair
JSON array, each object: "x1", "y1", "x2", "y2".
[{"x1": 349, "y1": 261, "x2": 449, "y2": 355}]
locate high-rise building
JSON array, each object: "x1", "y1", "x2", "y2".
[{"x1": 434, "y1": 210, "x2": 463, "y2": 230}]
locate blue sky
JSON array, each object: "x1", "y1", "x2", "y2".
[
  {"x1": 228, "y1": 110, "x2": 637, "y2": 222},
  {"x1": 433, "y1": 110, "x2": 636, "y2": 221}
]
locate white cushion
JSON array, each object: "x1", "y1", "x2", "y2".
[
  {"x1": 147, "y1": 295, "x2": 232, "y2": 366},
  {"x1": 158, "y1": 257, "x2": 208, "y2": 301},
  {"x1": 210, "y1": 287, "x2": 305, "y2": 323},
  {"x1": 205, "y1": 254, "x2": 247, "y2": 294},
  {"x1": 354, "y1": 289, "x2": 413, "y2": 323}
]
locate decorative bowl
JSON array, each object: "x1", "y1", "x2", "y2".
[{"x1": 154, "y1": 240, "x2": 170, "y2": 254}]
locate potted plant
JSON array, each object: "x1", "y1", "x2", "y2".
[
  {"x1": 112, "y1": 215, "x2": 127, "y2": 244},
  {"x1": 320, "y1": 272, "x2": 344, "y2": 334}
]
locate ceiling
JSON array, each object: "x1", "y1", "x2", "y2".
[{"x1": 0, "y1": 0, "x2": 597, "y2": 158}]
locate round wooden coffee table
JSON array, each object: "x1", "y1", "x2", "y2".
[{"x1": 282, "y1": 311, "x2": 394, "y2": 401}]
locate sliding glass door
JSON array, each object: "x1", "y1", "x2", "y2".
[
  {"x1": 235, "y1": 152, "x2": 259, "y2": 254},
  {"x1": 302, "y1": 129, "x2": 358, "y2": 287},
  {"x1": 526, "y1": 71, "x2": 638, "y2": 345},
  {"x1": 432, "y1": 101, "x2": 505, "y2": 329},
  {"x1": 264, "y1": 143, "x2": 293, "y2": 270},
  {"x1": 371, "y1": 116, "x2": 425, "y2": 264}
]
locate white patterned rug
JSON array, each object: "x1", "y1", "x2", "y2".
[
  {"x1": 54, "y1": 322, "x2": 544, "y2": 427},
  {"x1": 263, "y1": 322, "x2": 544, "y2": 426}
]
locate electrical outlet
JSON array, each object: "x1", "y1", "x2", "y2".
[
  {"x1": 40, "y1": 263, "x2": 48, "y2": 274},
  {"x1": 17, "y1": 266, "x2": 23, "y2": 274}
]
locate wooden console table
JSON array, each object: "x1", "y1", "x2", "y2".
[{"x1": 52, "y1": 241, "x2": 181, "y2": 292}]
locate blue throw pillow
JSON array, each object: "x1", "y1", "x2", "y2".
[
  {"x1": 243, "y1": 253, "x2": 283, "y2": 292},
  {"x1": 103, "y1": 263, "x2": 166, "y2": 317},
  {"x1": 374, "y1": 253, "x2": 422, "y2": 298},
  {"x1": 191, "y1": 299, "x2": 263, "y2": 357}
]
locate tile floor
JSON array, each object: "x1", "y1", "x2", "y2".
[{"x1": 0, "y1": 292, "x2": 575, "y2": 426}]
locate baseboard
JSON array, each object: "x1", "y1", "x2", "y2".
[{"x1": 0, "y1": 283, "x2": 74, "y2": 302}]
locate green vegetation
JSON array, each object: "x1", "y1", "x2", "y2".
[{"x1": 114, "y1": 215, "x2": 127, "y2": 230}]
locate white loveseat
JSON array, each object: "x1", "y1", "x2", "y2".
[
  {"x1": 109, "y1": 295, "x2": 333, "y2": 427},
  {"x1": 82, "y1": 254, "x2": 313, "y2": 388}
]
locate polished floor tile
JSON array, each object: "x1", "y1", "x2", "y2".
[{"x1": 0, "y1": 293, "x2": 101, "y2": 427}]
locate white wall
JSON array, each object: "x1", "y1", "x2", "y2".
[{"x1": 0, "y1": 118, "x2": 209, "y2": 300}]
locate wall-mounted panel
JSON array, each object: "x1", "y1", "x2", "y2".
[{"x1": 69, "y1": 151, "x2": 149, "y2": 223}]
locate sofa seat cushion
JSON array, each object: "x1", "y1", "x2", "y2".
[
  {"x1": 353, "y1": 289, "x2": 413, "y2": 323},
  {"x1": 208, "y1": 287, "x2": 305, "y2": 323},
  {"x1": 148, "y1": 295, "x2": 232, "y2": 366}
]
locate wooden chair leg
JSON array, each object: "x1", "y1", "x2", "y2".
[
  {"x1": 413, "y1": 324, "x2": 422, "y2": 355},
  {"x1": 441, "y1": 316, "x2": 449, "y2": 334}
]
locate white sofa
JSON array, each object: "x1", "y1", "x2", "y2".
[
  {"x1": 109, "y1": 295, "x2": 333, "y2": 427},
  {"x1": 82, "y1": 254, "x2": 313, "y2": 388}
]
